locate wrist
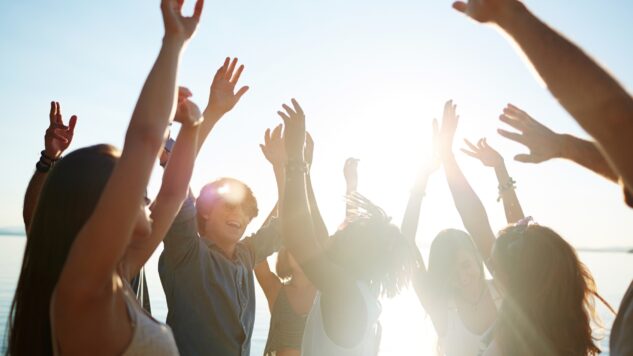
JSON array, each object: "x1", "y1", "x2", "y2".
[
  {"x1": 43, "y1": 149, "x2": 62, "y2": 160},
  {"x1": 557, "y1": 134, "x2": 574, "y2": 160},
  {"x1": 162, "y1": 35, "x2": 187, "y2": 48},
  {"x1": 203, "y1": 106, "x2": 225, "y2": 122},
  {"x1": 495, "y1": 1, "x2": 527, "y2": 30}
]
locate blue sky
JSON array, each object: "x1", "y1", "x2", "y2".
[{"x1": 1, "y1": 0, "x2": 633, "y2": 248}]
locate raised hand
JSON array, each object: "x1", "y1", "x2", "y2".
[
  {"x1": 160, "y1": 0, "x2": 204, "y2": 41},
  {"x1": 206, "y1": 57, "x2": 249, "y2": 116},
  {"x1": 278, "y1": 99, "x2": 306, "y2": 161},
  {"x1": 45, "y1": 101, "x2": 78, "y2": 160},
  {"x1": 174, "y1": 87, "x2": 203, "y2": 127},
  {"x1": 438, "y1": 100, "x2": 460, "y2": 158},
  {"x1": 452, "y1": 0, "x2": 518, "y2": 24},
  {"x1": 425, "y1": 119, "x2": 442, "y2": 173},
  {"x1": 344, "y1": 158, "x2": 359, "y2": 192},
  {"x1": 260, "y1": 124, "x2": 286, "y2": 167},
  {"x1": 461, "y1": 138, "x2": 504, "y2": 167},
  {"x1": 498, "y1": 104, "x2": 562, "y2": 163}
]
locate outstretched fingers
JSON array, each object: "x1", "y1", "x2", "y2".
[
  {"x1": 224, "y1": 58, "x2": 238, "y2": 80},
  {"x1": 192, "y1": 0, "x2": 204, "y2": 20},
  {"x1": 498, "y1": 128, "x2": 525, "y2": 144}
]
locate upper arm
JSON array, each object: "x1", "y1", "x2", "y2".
[
  {"x1": 254, "y1": 259, "x2": 282, "y2": 310},
  {"x1": 244, "y1": 219, "x2": 282, "y2": 264}
]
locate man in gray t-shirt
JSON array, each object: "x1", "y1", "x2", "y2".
[{"x1": 159, "y1": 178, "x2": 281, "y2": 356}]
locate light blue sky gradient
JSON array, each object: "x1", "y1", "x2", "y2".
[{"x1": 1, "y1": 0, "x2": 632, "y2": 247}]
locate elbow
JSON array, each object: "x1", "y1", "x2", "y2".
[{"x1": 125, "y1": 124, "x2": 166, "y2": 156}]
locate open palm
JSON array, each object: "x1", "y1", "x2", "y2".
[{"x1": 161, "y1": 0, "x2": 204, "y2": 41}]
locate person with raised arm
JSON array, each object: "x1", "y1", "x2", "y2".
[
  {"x1": 496, "y1": 103, "x2": 633, "y2": 207},
  {"x1": 438, "y1": 100, "x2": 609, "y2": 356},
  {"x1": 452, "y1": 0, "x2": 633, "y2": 194},
  {"x1": 461, "y1": 137, "x2": 525, "y2": 224},
  {"x1": 22, "y1": 102, "x2": 77, "y2": 232},
  {"x1": 402, "y1": 116, "x2": 500, "y2": 356},
  {"x1": 157, "y1": 59, "x2": 281, "y2": 356},
  {"x1": 7, "y1": 1, "x2": 204, "y2": 354},
  {"x1": 254, "y1": 125, "x2": 321, "y2": 356},
  {"x1": 278, "y1": 98, "x2": 416, "y2": 355}
]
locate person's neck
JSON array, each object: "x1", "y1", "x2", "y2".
[
  {"x1": 459, "y1": 278, "x2": 486, "y2": 304},
  {"x1": 204, "y1": 235, "x2": 237, "y2": 259}
]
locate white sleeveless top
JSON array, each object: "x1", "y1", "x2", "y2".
[
  {"x1": 439, "y1": 280, "x2": 502, "y2": 356},
  {"x1": 301, "y1": 282, "x2": 382, "y2": 356},
  {"x1": 52, "y1": 284, "x2": 179, "y2": 356}
]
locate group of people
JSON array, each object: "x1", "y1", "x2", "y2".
[{"x1": 5, "y1": 0, "x2": 633, "y2": 355}]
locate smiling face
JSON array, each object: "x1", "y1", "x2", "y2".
[
  {"x1": 452, "y1": 248, "x2": 483, "y2": 291},
  {"x1": 204, "y1": 200, "x2": 250, "y2": 245}
]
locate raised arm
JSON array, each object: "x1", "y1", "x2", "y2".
[
  {"x1": 462, "y1": 137, "x2": 525, "y2": 224},
  {"x1": 57, "y1": 0, "x2": 203, "y2": 297},
  {"x1": 343, "y1": 158, "x2": 360, "y2": 223},
  {"x1": 439, "y1": 101, "x2": 496, "y2": 267},
  {"x1": 401, "y1": 119, "x2": 441, "y2": 243},
  {"x1": 24, "y1": 102, "x2": 77, "y2": 232},
  {"x1": 254, "y1": 125, "x2": 285, "y2": 304},
  {"x1": 122, "y1": 87, "x2": 202, "y2": 279},
  {"x1": 304, "y1": 133, "x2": 330, "y2": 246},
  {"x1": 197, "y1": 57, "x2": 249, "y2": 155},
  {"x1": 453, "y1": 0, "x2": 633, "y2": 191},
  {"x1": 498, "y1": 104, "x2": 619, "y2": 182}
]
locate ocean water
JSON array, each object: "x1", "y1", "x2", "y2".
[{"x1": 1, "y1": 234, "x2": 630, "y2": 355}]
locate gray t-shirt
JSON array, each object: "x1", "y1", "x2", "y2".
[{"x1": 159, "y1": 195, "x2": 281, "y2": 356}]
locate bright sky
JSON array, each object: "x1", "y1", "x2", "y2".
[{"x1": 1, "y1": 0, "x2": 633, "y2": 249}]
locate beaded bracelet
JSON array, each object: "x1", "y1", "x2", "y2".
[
  {"x1": 286, "y1": 159, "x2": 309, "y2": 175},
  {"x1": 497, "y1": 177, "x2": 517, "y2": 202},
  {"x1": 36, "y1": 150, "x2": 61, "y2": 173}
]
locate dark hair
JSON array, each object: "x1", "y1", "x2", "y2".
[
  {"x1": 426, "y1": 229, "x2": 483, "y2": 299},
  {"x1": 195, "y1": 177, "x2": 258, "y2": 237},
  {"x1": 493, "y1": 224, "x2": 606, "y2": 356},
  {"x1": 7, "y1": 144, "x2": 119, "y2": 356},
  {"x1": 326, "y1": 218, "x2": 416, "y2": 298}
]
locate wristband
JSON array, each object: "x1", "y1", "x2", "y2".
[
  {"x1": 497, "y1": 177, "x2": 517, "y2": 202},
  {"x1": 286, "y1": 159, "x2": 308, "y2": 175}
]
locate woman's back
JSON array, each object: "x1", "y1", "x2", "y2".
[{"x1": 301, "y1": 282, "x2": 381, "y2": 356}]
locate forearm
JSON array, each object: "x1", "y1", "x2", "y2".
[
  {"x1": 306, "y1": 173, "x2": 329, "y2": 245},
  {"x1": 443, "y1": 153, "x2": 495, "y2": 260},
  {"x1": 23, "y1": 171, "x2": 48, "y2": 231},
  {"x1": 494, "y1": 161, "x2": 525, "y2": 224},
  {"x1": 158, "y1": 125, "x2": 199, "y2": 201},
  {"x1": 400, "y1": 175, "x2": 428, "y2": 242},
  {"x1": 282, "y1": 169, "x2": 319, "y2": 264},
  {"x1": 195, "y1": 107, "x2": 222, "y2": 155},
  {"x1": 127, "y1": 38, "x2": 184, "y2": 148},
  {"x1": 498, "y1": 2, "x2": 633, "y2": 188},
  {"x1": 559, "y1": 134, "x2": 619, "y2": 182}
]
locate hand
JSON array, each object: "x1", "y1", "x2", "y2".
[
  {"x1": 161, "y1": 0, "x2": 204, "y2": 42},
  {"x1": 304, "y1": 132, "x2": 314, "y2": 167},
  {"x1": 452, "y1": 0, "x2": 517, "y2": 24},
  {"x1": 438, "y1": 100, "x2": 459, "y2": 158},
  {"x1": 278, "y1": 99, "x2": 305, "y2": 160},
  {"x1": 206, "y1": 57, "x2": 249, "y2": 116},
  {"x1": 462, "y1": 138, "x2": 504, "y2": 167},
  {"x1": 498, "y1": 104, "x2": 562, "y2": 163},
  {"x1": 344, "y1": 158, "x2": 359, "y2": 191},
  {"x1": 260, "y1": 124, "x2": 286, "y2": 167},
  {"x1": 45, "y1": 101, "x2": 77, "y2": 159},
  {"x1": 174, "y1": 87, "x2": 202, "y2": 127}
]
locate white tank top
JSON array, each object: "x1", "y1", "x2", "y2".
[
  {"x1": 301, "y1": 281, "x2": 382, "y2": 356},
  {"x1": 52, "y1": 284, "x2": 179, "y2": 356},
  {"x1": 439, "y1": 280, "x2": 502, "y2": 356}
]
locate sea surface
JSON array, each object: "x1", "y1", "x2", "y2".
[{"x1": 1, "y1": 234, "x2": 630, "y2": 355}]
